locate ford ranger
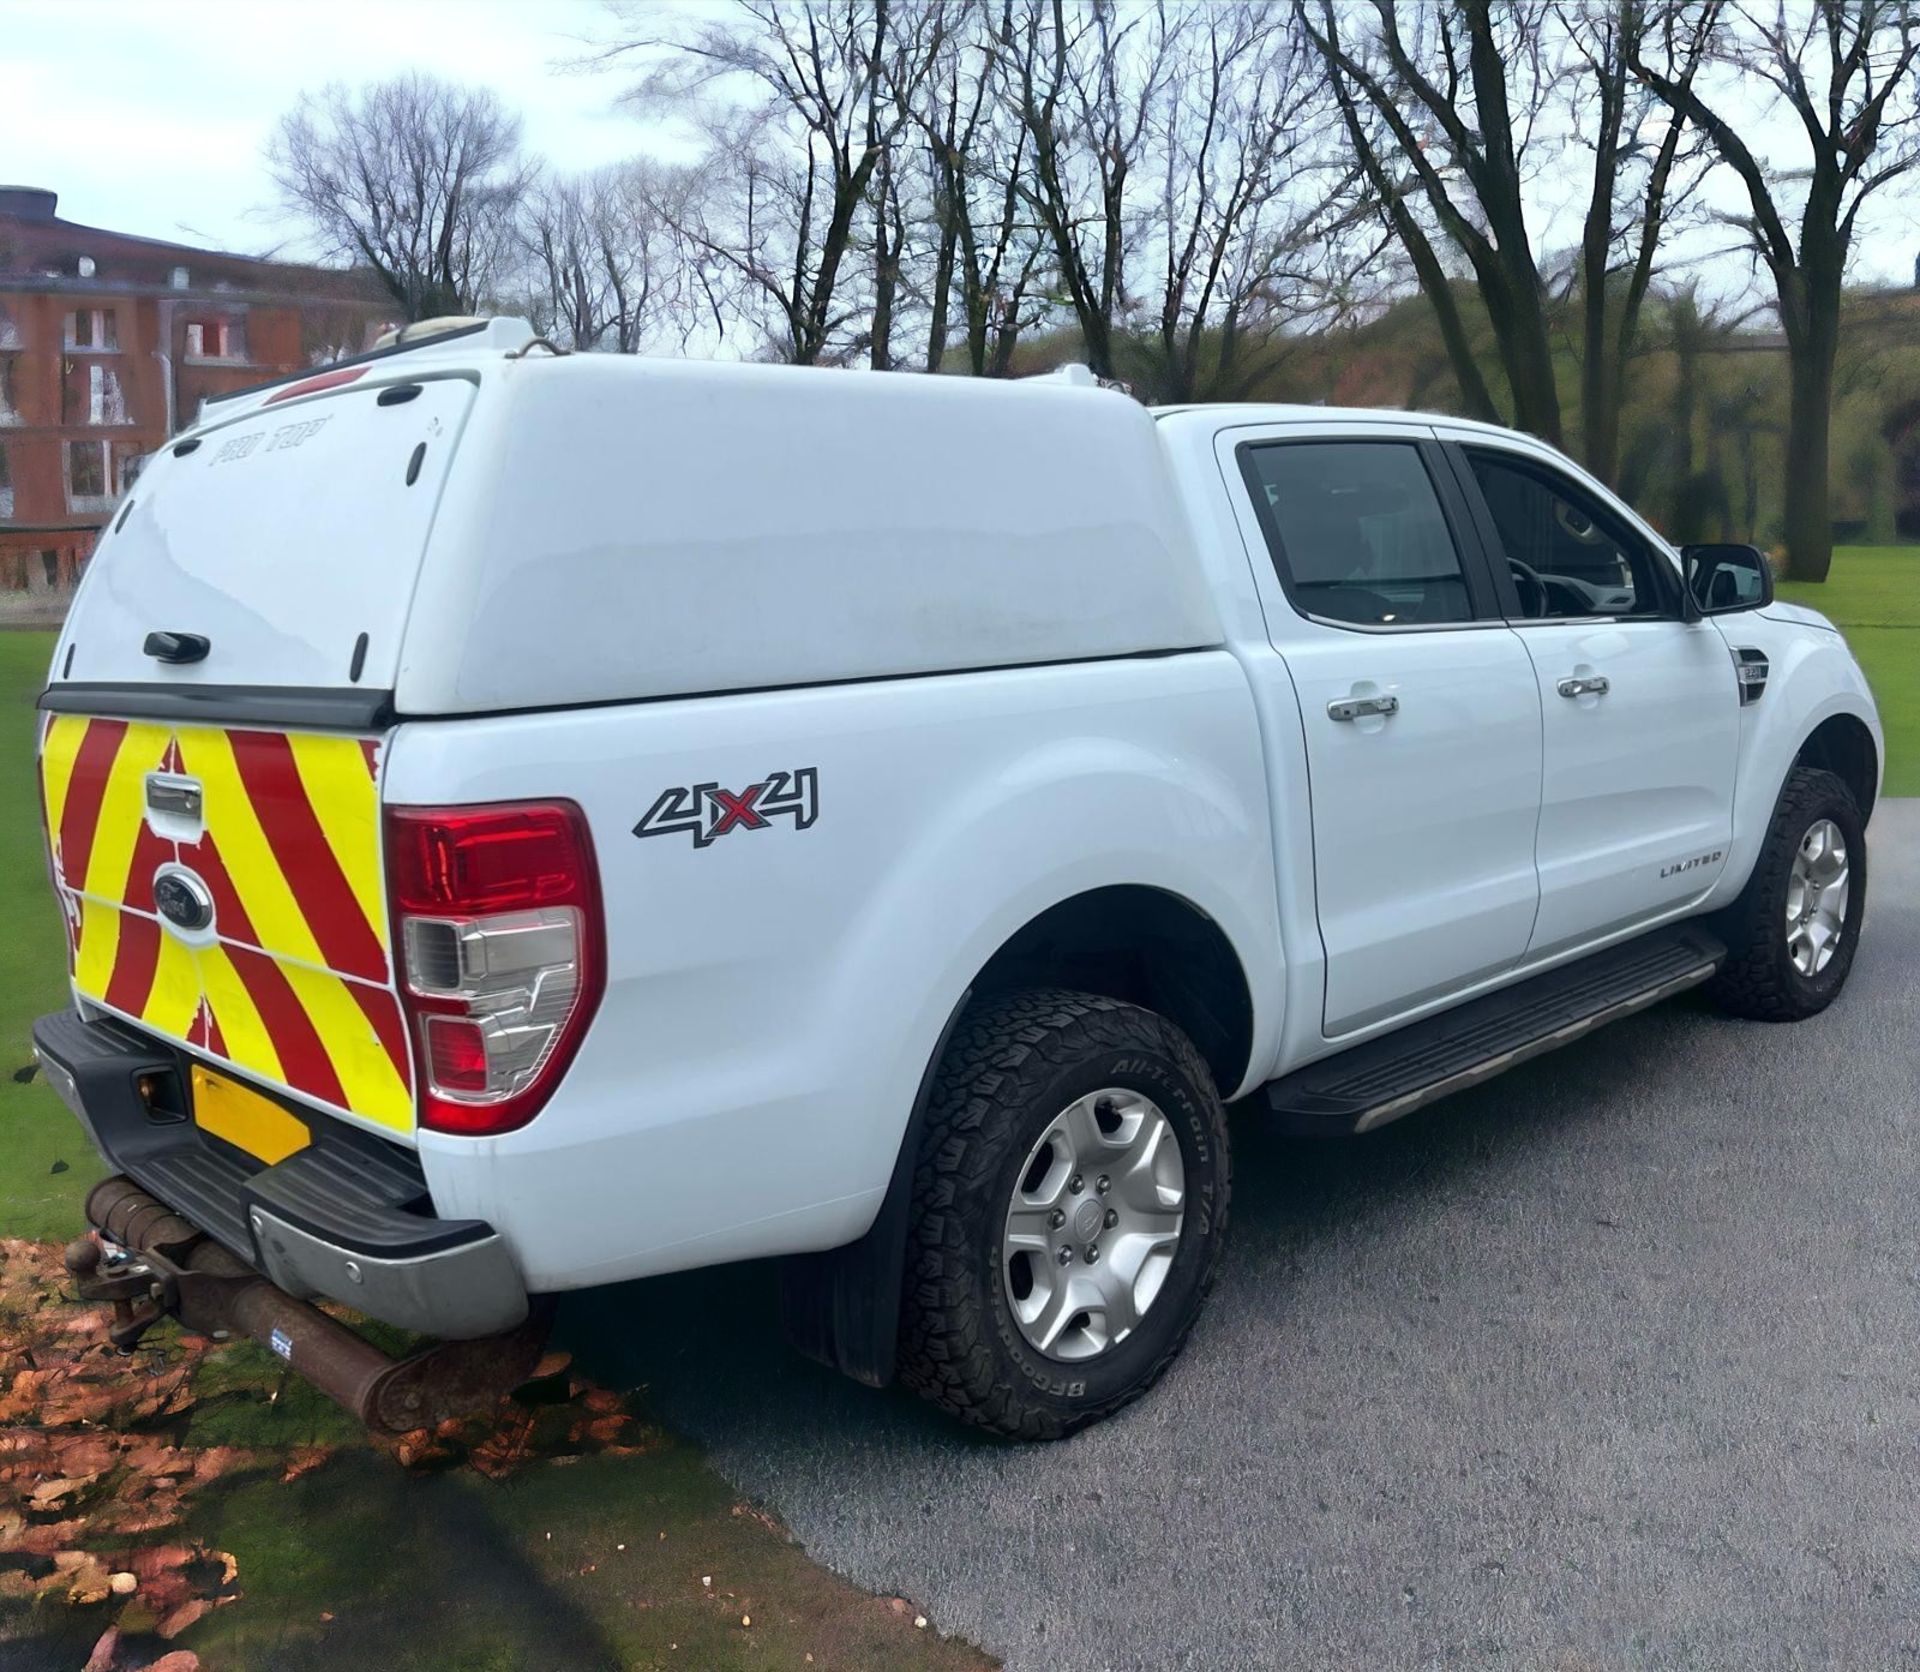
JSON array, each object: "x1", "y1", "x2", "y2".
[{"x1": 31, "y1": 317, "x2": 1882, "y2": 1439}]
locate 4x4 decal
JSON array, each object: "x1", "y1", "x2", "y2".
[{"x1": 633, "y1": 768, "x2": 820, "y2": 848}]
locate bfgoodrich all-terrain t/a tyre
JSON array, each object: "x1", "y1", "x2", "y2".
[
  {"x1": 1708, "y1": 764, "x2": 1868, "y2": 1022},
  {"x1": 897, "y1": 988, "x2": 1231, "y2": 1440}
]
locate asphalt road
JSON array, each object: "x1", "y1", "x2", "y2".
[{"x1": 563, "y1": 799, "x2": 1920, "y2": 1671}]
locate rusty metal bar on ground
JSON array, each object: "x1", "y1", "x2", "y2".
[{"x1": 65, "y1": 1175, "x2": 551, "y2": 1435}]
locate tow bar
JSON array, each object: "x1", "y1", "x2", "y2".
[{"x1": 65, "y1": 1176, "x2": 552, "y2": 1434}]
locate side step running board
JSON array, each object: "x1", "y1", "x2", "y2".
[{"x1": 1264, "y1": 924, "x2": 1726, "y2": 1137}]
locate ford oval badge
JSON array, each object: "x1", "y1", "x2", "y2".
[{"x1": 153, "y1": 868, "x2": 215, "y2": 933}]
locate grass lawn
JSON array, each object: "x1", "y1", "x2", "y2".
[
  {"x1": 1778, "y1": 545, "x2": 1918, "y2": 796},
  {"x1": 0, "y1": 630, "x2": 105, "y2": 1240}
]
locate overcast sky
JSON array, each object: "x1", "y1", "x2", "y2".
[
  {"x1": 4, "y1": 0, "x2": 1917, "y2": 298},
  {"x1": 0, "y1": 0, "x2": 658, "y2": 258}
]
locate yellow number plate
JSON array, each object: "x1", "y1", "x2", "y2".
[{"x1": 191, "y1": 1065, "x2": 311, "y2": 1166}]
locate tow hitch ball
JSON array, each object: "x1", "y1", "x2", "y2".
[{"x1": 64, "y1": 1236, "x2": 196, "y2": 1352}]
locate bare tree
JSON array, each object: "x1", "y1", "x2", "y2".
[
  {"x1": 1305, "y1": 4, "x2": 1503, "y2": 424},
  {"x1": 268, "y1": 74, "x2": 530, "y2": 320},
  {"x1": 602, "y1": 0, "x2": 948, "y2": 365},
  {"x1": 1563, "y1": 1, "x2": 1713, "y2": 488},
  {"x1": 1631, "y1": 0, "x2": 1920, "y2": 580},
  {"x1": 1301, "y1": 1, "x2": 1566, "y2": 442},
  {"x1": 516, "y1": 162, "x2": 683, "y2": 352},
  {"x1": 992, "y1": 0, "x2": 1176, "y2": 379},
  {"x1": 1301, "y1": 2, "x2": 1710, "y2": 481},
  {"x1": 1143, "y1": 3, "x2": 1357, "y2": 402},
  {"x1": 915, "y1": 8, "x2": 1053, "y2": 374},
  {"x1": 864, "y1": 141, "x2": 910, "y2": 366}
]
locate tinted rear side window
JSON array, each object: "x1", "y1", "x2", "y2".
[{"x1": 1240, "y1": 441, "x2": 1474, "y2": 627}]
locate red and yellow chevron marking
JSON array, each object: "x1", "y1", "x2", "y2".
[{"x1": 38, "y1": 715, "x2": 412, "y2": 1134}]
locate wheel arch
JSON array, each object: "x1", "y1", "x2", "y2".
[
  {"x1": 1794, "y1": 711, "x2": 1879, "y2": 823},
  {"x1": 1706, "y1": 623, "x2": 1883, "y2": 914},
  {"x1": 780, "y1": 881, "x2": 1259, "y2": 1390},
  {"x1": 967, "y1": 883, "x2": 1257, "y2": 1099}
]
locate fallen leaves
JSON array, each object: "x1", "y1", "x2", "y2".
[
  {"x1": 54, "y1": 1548, "x2": 114, "y2": 1605},
  {"x1": 279, "y1": 1443, "x2": 330, "y2": 1483},
  {"x1": 373, "y1": 1352, "x2": 664, "y2": 1480},
  {"x1": 0, "y1": 1233, "x2": 674, "y2": 1668},
  {"x1": 730, "y1": 1500, "x2": 788, "y2": 1539},
  {"x1": 0, "y1": 1240, "x2": 244, "y2": 1669}
]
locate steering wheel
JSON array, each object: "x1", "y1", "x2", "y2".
[{"x1": 1508, "y1": 556, "x2": 1549, "y2": 618}]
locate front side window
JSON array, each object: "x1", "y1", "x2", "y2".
[
  {"x1": 1240, "y1": 440, "x2": 1476, "y2": 627},
  {"x1": 1465, "y1": 449, "x2": 1670, "y2": 619}
]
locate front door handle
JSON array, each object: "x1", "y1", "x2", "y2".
[
  {"x1": 1556, "y1": 674, "x2": 1610, "y2": 699},
  {"x1": 1327, "y1": 693, "x2": 1400, "y2": 722}
]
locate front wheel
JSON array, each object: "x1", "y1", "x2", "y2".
[
  {"x1": 1708, "y1": 765, "x2": 1867, "y2": 1021},
  {"x1": 897, "y1": 989, "x2": 1230, "y2": 1440}
]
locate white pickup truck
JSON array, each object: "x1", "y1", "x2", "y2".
[{"x1": 34, "y1": 318, "x2": 1881, "y2": 1439}]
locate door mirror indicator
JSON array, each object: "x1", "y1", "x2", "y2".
[{"x1": 1682, "y1": 544, "x2": 1774, "y2": 616}]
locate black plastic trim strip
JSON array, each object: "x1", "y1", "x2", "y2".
[
  {"x1": 385, "y1": 644, "x2": 1219, "y2": 727},
  {"x1": 202, "y1": 320, "x2": 490, "y2": 406},
  {"x1": 39, "y1": 681, "x2": 394, "y2": 732},
  {"x1": 40, "y1": 648, "x2": 1216, "y2": 734}
]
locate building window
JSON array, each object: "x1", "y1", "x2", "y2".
[
  {"x1": 115, "y1": 445, "x2": 147, "y2": 493},
  {"x1": 185, "y1": 318, "x2": 246, "y2": 362},
  {"x1": 67, "y1": 440, "x2": 112, "y2": 509},
  {"x1": 41, "y1": 550, "x2": 60, "y2": 589},
  {"x1": 0, "y1": 355, "x2": 18, "y2": 425},
  {"x1": 0, "y1": 444, "x2": 13, "y2": 519},
  {"x1": 65, "y1": 309, "x2": 118, "y2": 351},
  {"x1": 0, "y1": 302, "x2": 18, "y2": 350},
  {"x1": 86, "y1": 363, "x2": 129, "y2": 425},
  {"x1": 77, "y1": 255, "x2": 97, "y2": 279}
]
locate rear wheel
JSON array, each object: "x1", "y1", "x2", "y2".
[
  {"x1": 1708, "y1": 765, "x2": 1867, "y2": 1021},
  {"x1": 897, "y1": 989, "x2": 1230, "y2": 1440}
]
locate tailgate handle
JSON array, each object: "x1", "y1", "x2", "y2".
[
  {"x1": 146, "y1": 774, "x2": 203, "y2": 819},
  {"x1": 143, "y1": 630, "x2": 210, "y2": 665}
]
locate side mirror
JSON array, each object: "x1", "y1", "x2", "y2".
[{"x1": 1682, "y1": 543, "x2": 1774, "y2": 617}]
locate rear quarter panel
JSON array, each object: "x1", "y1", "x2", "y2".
[{"x1": 383, "y1": 654, "x2": 1280, "y2": 1291}]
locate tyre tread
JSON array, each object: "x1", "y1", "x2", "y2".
[
  {"x1": 1708, "y1": 765, "x2": 1862, "y2": 1021},
  {"x1": 895, "y1": 987, "x2": 1228, "y2": 1441}
]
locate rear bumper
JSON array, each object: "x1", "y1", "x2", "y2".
[{"x1": 32, "y1": 1009, "x2": 527, "y2": 1339}]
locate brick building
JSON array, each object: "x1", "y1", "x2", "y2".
[{"x1": 0, "y1": 185, "x2": 393, "y2": 600}]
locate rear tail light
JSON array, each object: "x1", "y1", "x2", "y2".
[{"x1": 385, "y1": 801, "x2": 604, "y2": 1135}]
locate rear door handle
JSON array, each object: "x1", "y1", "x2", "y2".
[
  {"x1": 143, "y1": 630, "x2": 210, "y2": 664},
  {"x1": 1327, "y1": 694, "x2": 1399, "y2": 722},
  {"x1": 1556, "y1": 675, "x2": 1610, "y2": 698}
]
